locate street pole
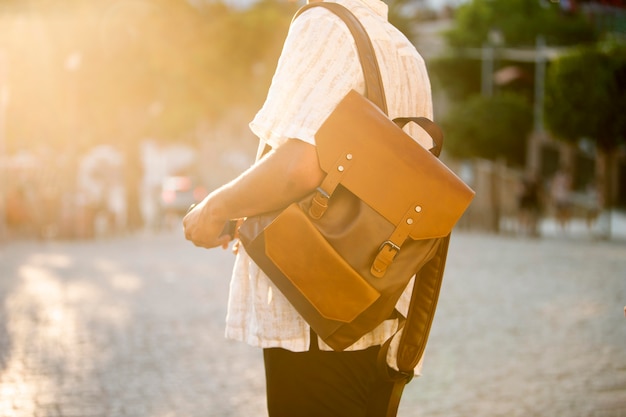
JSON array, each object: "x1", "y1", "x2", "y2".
[
  {"x1": 534, "y1": 35, "x2": 546, "y2": 133},
  {"x1": 481, "y1": 42, "x2": 494, "y2": 97},
  {"x1": 0, "y1": 52, "x2": 9, "y2": 243}
]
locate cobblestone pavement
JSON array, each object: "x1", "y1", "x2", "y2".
[{"x1": 0, "y1": 228, "x2": 624, "y2": 417}]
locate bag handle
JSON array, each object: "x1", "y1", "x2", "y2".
[{"x1": 394, "y1": 116, "x2": 444, "y2": 158}]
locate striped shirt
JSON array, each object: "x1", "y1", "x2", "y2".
[{"x1": 225, "y1": 0, "x2": 433, "y2": 372}]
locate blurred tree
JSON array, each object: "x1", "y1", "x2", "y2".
[
  {"x1": 426, "y1": 0, "x2": 603, "y2": 173},
  {"x1": 386, "y1": 0, "x2": 429, "y2": 40},
  {"x1": 211, "y1": 0, "x2": 297, "y2": 110},
  {"x1": 544, "y1": 41, "x2": 626, "y2": 153},
  {"x1": 91, "y1": 0, "x2": 295, "y2": 145},
  {"x1": 429, "y1": 56, "x2": 482, "y2": 101},
  {"x1": 429, "y1": 0, "x2": 598, "y2": 107},
  {"x1": 440, "y1": 92, "x2": 533, "y2": 167},
  {"x1": 544, "y1": 40, "x2": 626, "y2": 209},
  {"x1": 0, "y1": 0, "x2": 296, "y2": 153},
  {"x1": 445, "y1": 0, "x2": 597, "y2": 48}
]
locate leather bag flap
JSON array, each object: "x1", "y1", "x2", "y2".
[{"x1": 316, "y1": 90, "x2": 475, "y2": 240}]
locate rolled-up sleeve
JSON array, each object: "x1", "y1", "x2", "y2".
[{"x1": 249, "y1": 8, "x2": 364, "y2": 149}]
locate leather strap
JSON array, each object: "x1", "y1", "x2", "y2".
[
  {"x1": 293, "y1": 2, "x2": 388, "y2": 114},
  {"x1": 258, "y1": 2, "x2": 386, "y2": 158},
  {"x1": 394, "y1": 117, "x2": 444, "y2": 157},
  {"x1": 379, "y1": 234, "x2": 450, "y2": 417},
  {"x1": 309, "y1": 152, "x2": 354, "y2": 219},
  {"x1": 370, "y1": 202, "x2": 423, "y2": 278},
  {"x1": 397, "y1": 234, "x2": 450, "y2": 372}
]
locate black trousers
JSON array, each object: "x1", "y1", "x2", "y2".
[{"x1": 263, "y1": 342, "x2": 394, "y2": 417}]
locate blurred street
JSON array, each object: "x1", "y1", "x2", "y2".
[
  {"x1": 0, "y1": 226, "x2": 625, "y2": 417},
  {"x1": 1, "y1": 1, "x2": 625, "y2": 415}
]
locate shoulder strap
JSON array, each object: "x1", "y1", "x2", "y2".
[
  {"x1": 377, "y1": 234, "x2": 450, "y2": 417},
  {"x1": 256, "y1": 2, "x2": 387, "y2": 159},
  {"x1": 292, "y1": 3, "x2": 443, "y2": 156},
  {"x1": 378, "y1": 235, "x2": 450, "y2": 417},
  {"x1": 397, "y1": 234, "x2": 449, "y2": 373},
  {"x1": 293, "y1": 2, "x2": 388, "y2": 115}
]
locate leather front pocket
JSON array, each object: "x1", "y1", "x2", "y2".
[{"x1": 264, "y1": 203, "x2": 380, "y2": 323}]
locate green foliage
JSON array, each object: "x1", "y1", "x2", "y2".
[
  {"x1": 0, "y1": 0, "x2": 296, "y2": 151},
  {"x1": 445, "y1": 0, "x2": 596, "y2": 48},
  {"x1": 441, "y1": 93, "x2": 533, "y2": 167},
  {"x1": 429, "y1": 0, "x2": 603, "y2": 166},
  {"x1": 430, "y1": 0, "x2": 598, "y2": 107},
  {"x1": 544, "y1": 40, "x2": 626, "y2": 151},
  {"x1": 428, "y1": 56, "x2": 482, "y2": 100},
  {"x1": 386, "y1": 0, "x2": 427, "y2": 41}
]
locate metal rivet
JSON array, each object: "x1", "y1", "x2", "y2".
[
  {"x1": 415, "y1": 205, "x2": 422, "y2": 213},
  {"x1": 346, "y1": 153, "x2": 353, "y2": 160},
  {"x1": 406, "y1": 218, "x2": 414, "y2": 225},
  {"x1": 337, "y1": 165, "x2": 344, "y2": 172}
]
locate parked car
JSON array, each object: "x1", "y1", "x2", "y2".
[{"x1": 160, "y1": 176, "x2": 208, "y2": 216}]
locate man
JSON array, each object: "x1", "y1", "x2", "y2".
[{"x1": 183, "y1": 0, "x2": 433, "y2": 414}]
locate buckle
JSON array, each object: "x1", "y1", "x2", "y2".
[
  {"x1": 378, "y1": 240, "x2": 401, "y2": 254},
  {"x1": 315, "y1": 187, "x2": 330, "y2": 199}
]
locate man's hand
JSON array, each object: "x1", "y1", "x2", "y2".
[{"x1": 182, "y1": 197, "x2": 231, "y2": 250}]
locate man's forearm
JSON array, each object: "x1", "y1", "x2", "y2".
[{"x1": 203, "y1": 138, "x2": 325, "y2": 223}]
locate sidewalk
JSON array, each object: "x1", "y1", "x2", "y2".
[
  {"x1": 401, "y1": 231, "x2": 626, "y2": 417},
  {"x1": 0, "y1": 228, "x2": 624, "y2": 417}
]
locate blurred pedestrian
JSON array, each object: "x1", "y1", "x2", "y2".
[
  {"x1": 583, "y1": 180, "x2": 602, "y2": 233},
  {"x1": 517, "y1": 172, "x2": 542, "y2": 237},
  {"x1": 550, "y1": 167, "x2": 572, "y2": 232}
]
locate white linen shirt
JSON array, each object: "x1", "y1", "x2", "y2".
[{"x1": 225, "y1": 0, "x2": 433, "y2": 372}]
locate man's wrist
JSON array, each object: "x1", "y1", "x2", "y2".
[{"x1": 202, "y1": 192, "x2": 230, "y2": 225}]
